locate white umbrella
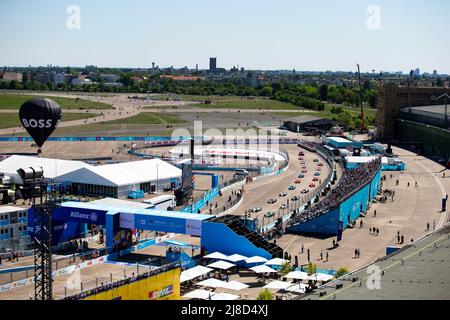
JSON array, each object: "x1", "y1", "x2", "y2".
[
  {"x1": 182, "y1": 289, "x2": 214, "y2": 300},
  {"x1": 210, "y1": 292, "x2": 240, "y2": 301},
  {"x1": 250, "y1": 265, "x2": 278, "y2": 274},
  {"x1": 224, "y1": 254, "x2": 248, "y2": 263},
  {"x1": 264, "y1": 258, "x2": 288, "y2": 266},
  {"x1": 180, "y1": 266, "x2": 214, "y2": 283},
  {"x1": 204, "y1": 252, "x2": 229, "y2": 260},
  {"x1": 263, "y1": 280, "x2": 292, "y2": 290},
  {"x1": 223, "y1": 280, "x2": 249, "y2": 291},
  {"x1": 285, "y1": 283, "x2": 308, "y2": 294},
  {"x1": 196, "y1": 278, "x2": 229, "y2": 288},
  {"x1": 284, "y1": 271, "x2": 309, "y2": 280},
  {"x1": 245, "y1": 256, "x2": 268, "y2": 264},
  {"x1": 308, "y1": 273, "x2": 334, "y2": 282},
  {"x1": 207, "y1": 260, "x2": 236, "y2": 270}
]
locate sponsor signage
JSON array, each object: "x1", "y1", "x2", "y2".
[
  {"x1": 119, "y1": 212, "x2": 135, "y2": 229},
  {"x1": 135, "y1": 215, "x2": 186, "y2": 234},
  {"x1": 52, "y1": 207, "x2": 106, "y2": 225},
  {"x1": 185, "y1": 219, "x2": 202, "y2": 236},
  {"x1": 148, "y1": 285, "x2": 174, "y2": 300}
]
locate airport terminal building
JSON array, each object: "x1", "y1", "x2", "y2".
[
  {"x1": 376, "y1": 85, "x2": 450, "y2": 164},
  {"x1": 0, "y1": 155, "x2": 182, "y2": 199}
]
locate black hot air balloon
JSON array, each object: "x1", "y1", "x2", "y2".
[{"x1": 19, "y1": 98, "x2": 62, "y2": 150}]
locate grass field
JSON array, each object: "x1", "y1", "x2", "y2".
[
  {"x1": 0, "y1": 94, "x2": 112, "y2": 110},
  {"x1": 191, "y1": 99, "x2": 304, "y2": 110},
  {"x1": 102, "y1": 112, "x2": 185, "y2": 125},
  {"x1": 270, "y1": 104, "x2": 377, "y2": 128},
  {"x1": 0, "y1": 112, "x2": 101, "y2": 129},
  {"x1": 149, "y1": 94, "x2": 246, "y2": 102}
]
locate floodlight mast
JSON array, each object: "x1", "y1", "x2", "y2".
[
  {"x1": 357, "y1": 64, "x2": 365, "y2": 131},
  {"x1": 17, "y1": 167, "x2": 54, "y2": 300}
]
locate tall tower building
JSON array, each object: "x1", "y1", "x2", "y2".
[{"x1": 209, "y1": 57, "x2": 217, "y2": 72}]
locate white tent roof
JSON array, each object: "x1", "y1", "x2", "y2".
[
  {"x1": 182, "y1": 289, "x2": 214, "y2": 300},
  {"x1": 245, "y1": 256, "x2": 268, "y2": 264},
  {"x1": 224, "y1": 254, "x2": 248, "y2": 262},
  {"x1": 285, "y1": 271, "x2": 309, "y2": 280},
  {"x1": 224, "y1": 281, "x2": 249, "y2": 291},
  {"x1": 180, "y1": 266, "x2": 213, "y2": 283},
  {"x1": 90, "y1": 197, "x2": 152, "y2": 209},
  {"x1": 210, "y1": 293, "x2": 240, "y2": 301},
  {"x1": 207, "y1": 260, "x2": 235, "y2": 270},
  {"x1": 0, "y1": 206, "x2": 28, "y2": 214},
  {"x1": 0, "y1": 155, "x2": 181, "y2": 187},
  {"x1": 250, "y1": 265, "x2": 278, "y2": 274},
  {"x1": 58, "y1": 158, "x2": 181, "y2": 187},
  {"x1": 285, "y1": 283, "x2": 308, "y2": 294},
  {"x1": 264, "y1": 280, "x2": 292, "y2": 290},
  {"x1": 196, "y1": 278, "x2": 229, "y2": 288},
  {"x1": 264, "y1": 258, "x2": 288, "y2": 266},
  {"x1": 0, "y1": 155, "x2": 90, "y2": 182},
  {"x1": 308, "y1": 273, "x2": 335, "y2": 282},
  {"x1": 204, "y1": 252, "x2": 229, "y2": 260}
]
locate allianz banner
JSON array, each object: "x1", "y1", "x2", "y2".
[{"x1": 52, "y1": 207, "x2": 107, "y2": 225}]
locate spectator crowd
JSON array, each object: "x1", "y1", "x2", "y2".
[{"x1": 288, "y1": 157, "x2": 382, "y2": 227}]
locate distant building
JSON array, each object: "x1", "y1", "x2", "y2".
[
  {"x1": 50, "y1": 71, "x2": 66, "y2": 85},
  {"x1": 36, "y1": 72, "x2": 51, "y2": 84},
  {"x1": 376, "y1": 85, "x2": 450, "y2": 140},
  {"x1": 72, "y1": 78, "x2": 94, "y2": 85},
  {"x1": 209, "y1": 57, "x2": 217, "y2": 72},
  {"x1": 283, "y1": 115, "x2": 335, "y2": 133},
  {"x1": 0, "y1": 206, "x2": 31, "y2": 253},
  {"x1": 100, "y1": 73, "x2": 119, "y2": 83},
  {"x1": 0, "y1": 71, "x2": 23, "y2": 82},
  {"x1": 160, "y1": 75, "x2": 205, "y2": 82}
]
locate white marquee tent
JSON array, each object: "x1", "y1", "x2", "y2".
[
  {"x1": 180, "y1": 266, "x2": 214, "y2": 283},
  {"x1": 0, "y1": 155, "x2": 182, "y2": 198},
  {"x1": 250, "y1": 265, "x2": 278, "y2": 274},
  {"x1": 207, "y1": 260, "x2": 236, "y2": 270}
]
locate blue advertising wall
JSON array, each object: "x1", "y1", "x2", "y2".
[
  {"x1": 51, "y1": 206, "x2": 108, "y2": 226},
  {"x1": 27, "y1": 207, "x2": 87, "y2": 245},
  {"x1": 339, "y1": 184, "x2": 369, "y2": 229},
  {"x1": 288, "y1": 166, "x2": 382, "y2": 236},
  {"x1": 201, "y1": 221, "x2": 272, "y2": 259},
  {"x1": 347, "y1": 162, "x2": 405, "y2": 172},
  {"x1": 370, "y1": 170, "x2": 382, "y2": 201},
  {"x1": 288, "y1": 207, "x2": 340, "y2": 235},
  {"x1": 51, "y1": 220, "x2": 84, "y2": 245},
  {"x1": 134, "y1": 213, "x2": 189, "y2": 235}
]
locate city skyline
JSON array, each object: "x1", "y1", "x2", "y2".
[{"x1": 1, "y1": 0, "x2": 449, "y2": 74}]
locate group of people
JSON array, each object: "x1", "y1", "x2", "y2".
[
  {"x1": 0, "y1": 251, "x2": 19, "y2": 264},
  {"x1": 289, "y1": 157, "x2": 382, "y2": 227},
  {"x1": 67, "y1": 239, "x2": 89, "y2": 252},
  {"x1": 207, "y1": 189, "x2": 243, "y2": 215},
  {"x1": 369, "y1": 227, "x2": 380, "y2": 236}
]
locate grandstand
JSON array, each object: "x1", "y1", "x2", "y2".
[{"x1": 287, "y1": 157, "x2": 382, "y2": 235}]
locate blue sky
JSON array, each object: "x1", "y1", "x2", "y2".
[{"x1": 1, "y1": 0, "x2": 449, "y2": 73}]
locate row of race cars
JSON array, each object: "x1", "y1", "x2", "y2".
[{"x1": 246, "y1": 149, "x2": 326, "y2": 217}]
